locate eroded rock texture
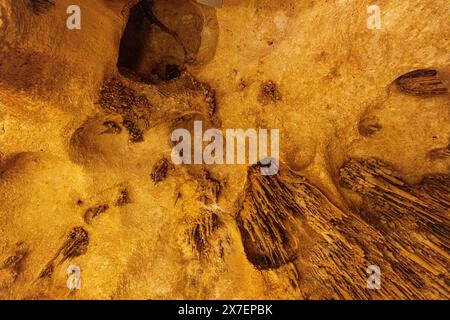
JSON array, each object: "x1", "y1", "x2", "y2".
[{"x1": 0, "y1": 0, "x2": 449, "y2": 299}]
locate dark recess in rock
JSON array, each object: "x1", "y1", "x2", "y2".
[
  {"x1": 122, "y1": 119, "x2": 144, "y2": 142},
  {"x1": 258, "y1": 80, "x2": 281, "y2": 105},
  {"x1": 395, "y1": 69, "x2": 448, "y2": 96},
  {"x1": 116, "y1": 189, "x2": 131, "y2": 207},
  {"x1": 150, "y1": 158, "x2": 169, "y2": 184},
  {"x1": 28, "y1": 0, "x2": 55, "y2": 14}
]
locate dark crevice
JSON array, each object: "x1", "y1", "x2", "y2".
[
  {"x1": 28, "y1": 0, "x2": 55, "y2": 14},
  {"x1": 118, "y1": 0, "x2": 202, "y2": 82}
]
